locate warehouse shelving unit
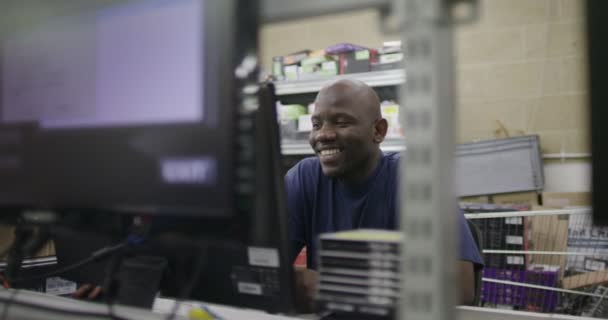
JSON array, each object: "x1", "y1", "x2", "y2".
[
  {"x1": 275, "y1": 69, "x2": 406, "y2": 156},
  {"x1": 273, "y1": 69, "x2": 405, "y2": 95}
]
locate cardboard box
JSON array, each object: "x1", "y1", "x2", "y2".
[
  {"x1": 460, "y1": 195, "x2": 491, "y2": 203},
  {"x1": 565, "y1": 211, "x2": 608, "y2": 273},
  {"x1": 460, "y1": 191, "x2": 539, "y2": 206},
  {"x1": 527, "y1": 206, "x2": 569, "y2": 279},
  {"x1": 563, "y1": 269, "x2": 608, "y2": 289},
  {"x1": 492, "y1": 191, "x2": 540, "y2": 206},
  {"x1": 542, "y1": 192, "x2": 591, "y2": 208}
]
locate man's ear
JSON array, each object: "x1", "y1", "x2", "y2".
[{"x1": 373, "y1": 118, "x2": 388, "y2": 143}]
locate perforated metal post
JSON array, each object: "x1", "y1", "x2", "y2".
[
  {"x1": 260, "y1": 1, "x2": 474, "y2": 318},
  {"x1": 398, "y1": 0, "x2": 459, "y2": 319}
]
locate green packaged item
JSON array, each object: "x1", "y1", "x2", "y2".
[
  {"x1": 284, "y1": 65, "x2": 298, "y2": 80},
  {"x1": 279, "y1": 104, "x2": 307, "y2": 121}
]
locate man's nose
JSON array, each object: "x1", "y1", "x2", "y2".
[{"x1": 315, "y1": 124, "x2": 337, "y2": 141}]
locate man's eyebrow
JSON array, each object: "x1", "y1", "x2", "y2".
[
  {"x1": 310, "y1": 112, "x2": 356, "y2": 120},
  {"x1": 331, "y1": 112, "x2": 356, "y2": 120}
]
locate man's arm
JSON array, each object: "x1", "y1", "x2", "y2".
[
  {"x1": 293, "y1": 266, "x2": 317, "y2": 313},
  {"x1": 456, "y1": 209, "x2": 484, "y2": 305},
  {"x1": 285, "y1": 164, "x2": 317, "y2": 311},
  {"x1": 285, "y1": 164, "x2": 307, "y2": 261},
  {"x1": 459, "y1": 260, "x2": 475, "y2": 305}
]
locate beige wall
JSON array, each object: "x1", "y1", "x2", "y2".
[
  {"x1": 260, "y1": 0, "x2": 589, "y2": 154},
  {"x1": 260, "y1": 10, "x2": 396, "y2": 72}
]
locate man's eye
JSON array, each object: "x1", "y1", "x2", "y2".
[
  {"x1": 311, "y1": 123, "x2": 320, "y2": 130},
  {"x1": 336, "y1": 121, "x2": 349, "y2": 127}
]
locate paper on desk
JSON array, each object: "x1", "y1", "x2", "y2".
[{"x1": 153, "y1": 297, "x2": 307, "y2": 320}]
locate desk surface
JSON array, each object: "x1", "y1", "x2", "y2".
[
  {"x1": 0, "y1": 290, "x2": 599, "y2": 320},
  {"x1": 154, "y1": 298, "x2": 598, "y2": 320},
  {"x1": 0, "y1": 289, "x2": 186, "y2": 320}
]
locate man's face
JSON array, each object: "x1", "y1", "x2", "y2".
[{"x1": 309, "y1": 97, "x2": 378, "y2": 179}]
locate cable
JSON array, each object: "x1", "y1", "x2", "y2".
[
  {"x1": 3, "y1": 225, "x2": 32, "y2": 282},
  {"x1": 9, "y1": 242, "x2": 127, "y2": 285},
  {"x1": 0, "y1": 290, "x2": 134, "y2": 320},
  {"x1": 103, "y1": 250, "x2": 127, "y2": 320},
  {"x1": 165, "y1": 245, "x2": 207, "y2": 320}
]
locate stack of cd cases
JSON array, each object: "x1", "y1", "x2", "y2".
[{"x1": 316, "y1": 229, "x2": 402, "y2": 319}]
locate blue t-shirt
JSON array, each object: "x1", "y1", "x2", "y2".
[{"x1": 285, "y1": 152, "x2": 484, "y2": 270}]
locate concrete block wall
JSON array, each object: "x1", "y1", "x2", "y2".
[{"x1": 260, "y1": 0, "x2": 589, "y2": 155}]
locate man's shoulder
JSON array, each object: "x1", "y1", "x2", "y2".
[
  {"x1": 383, "y1": 152, "x2": 401, "y2": 170},
  {"x1": 288, "y1": 156, "x2": 320, "y2": 174},
  {"x1": 285, "y1": 156, "x2": 321, "y2": 183},
  {"x1": 383, "y1": 151, "x2": 401, "y2": 162}
]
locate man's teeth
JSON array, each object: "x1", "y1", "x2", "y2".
[{"x1": 320, "y1": 149, "x2": 341, "y2": 156}]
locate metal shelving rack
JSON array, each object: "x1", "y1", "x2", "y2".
[
  {"x1": 273, "y1": 69, "x2": 405, "y2": 95},
  {"x1": 275, "y1": 70, "x2": 406, "y2": 156},
  {"x1": 264, "y1": 1, "x2": 473, "y2": 320},
  {"x1": 281, "y1": 138, "x2": 405, "y2": 156}
]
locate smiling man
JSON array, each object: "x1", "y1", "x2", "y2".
[{"x1": 285, "y1": 79, "x2": 483, "y2": 309}]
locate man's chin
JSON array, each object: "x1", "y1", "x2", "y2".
[{"x1": 320, "y1": 165, "x2": 342, "y2": 178}]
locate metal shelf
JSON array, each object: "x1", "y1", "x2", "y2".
[
  {"x1": 281, "y1": 138, "x2": 405, "y2": 155},
  {"x1": 273, "y1": 69, "x2": 405, "y2": 95}
]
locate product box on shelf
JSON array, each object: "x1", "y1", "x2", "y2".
[
  {"x1": 338, "y1": 49, "x2": 375, "y2": 74},
  {"x1": 272, "y1": 49, "x2": 312, "y2": 80},
  {"x1": 298, "y1": 50, "x2": 339, "y2": 79},
  {"x1": 380, "y1": 102, "x2": 402, "y2": 138},
  {"x1": 481, "y1": 267, "x2": 559, "y2": 312},
  {"x1": 370, "y1": 52, "x2": 403, "y2": 72}
]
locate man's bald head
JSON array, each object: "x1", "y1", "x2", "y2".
[
  {"x1": 309, "y1": 79, "x2": 388, "y2": 183},
  {"x1": 314, "y1": 79, "x2": 381, "y2": 121}
]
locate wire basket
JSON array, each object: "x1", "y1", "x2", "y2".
[{"x1": 463, "y1": 204, "x2": 608, "y2": 317}]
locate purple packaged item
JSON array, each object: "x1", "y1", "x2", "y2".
[
  {"x1": 481, "y1": 268, "x2": 559, "y2": 312},
  {"x1": 325, "y1": 43, "x2": 369, "y2": 54}
]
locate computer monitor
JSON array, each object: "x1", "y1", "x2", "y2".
[
  {"x1": 0, "y1": 0, "x2": 236, "y2": 216},
  {"x1": 0, "y1": 0, "x2": 295, "y2": 314},
  {"x1": 587, "y1": 0, "x2": 608, "y2": 226}
]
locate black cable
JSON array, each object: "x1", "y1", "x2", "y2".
[
  {"x1": 0, "y1": 290, "x2": 134, "y2": 320},
  {"x1": 165, "y1": 245, "x2": 207, "y2": 320},
  {"x1": 4, "y1": 225, "x2": 32, "y2": 282},
  {"x1": 9, "y1": 242, "x2": 127, "y2": 285},
  {"x1": 103, "y1": 250, "x2": 127, "y2": 320}
]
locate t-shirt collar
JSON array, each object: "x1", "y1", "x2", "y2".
[{"x1": 336, "y1": 154, "x2": 386, "y2": 197}]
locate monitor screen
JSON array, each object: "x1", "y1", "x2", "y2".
[{"x1": 0, "y1": 0, "x2": 235, "y2": 216}]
